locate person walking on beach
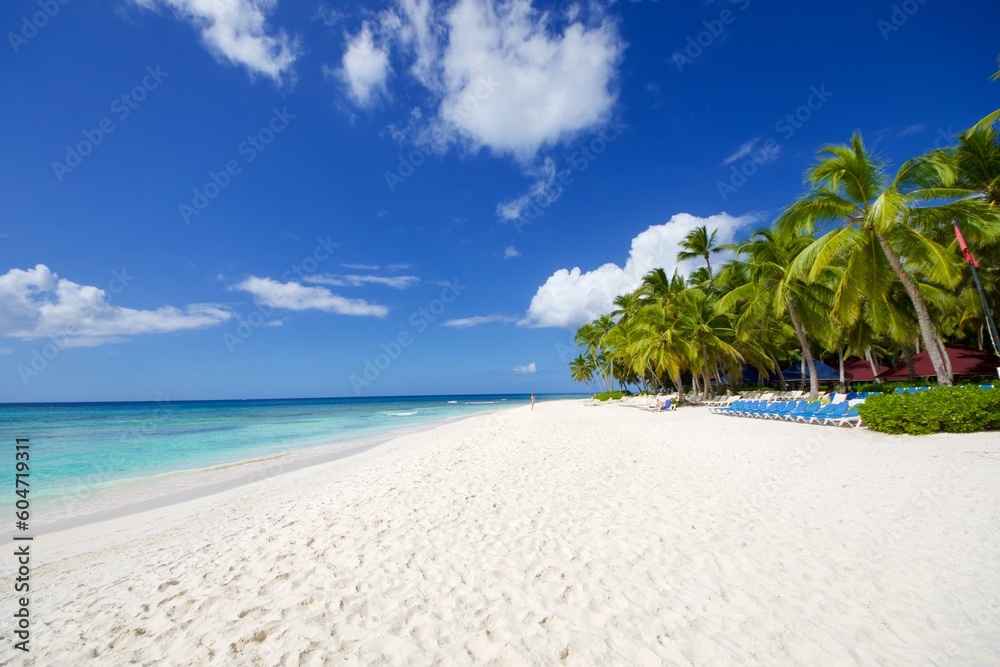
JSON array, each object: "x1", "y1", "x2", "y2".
[{"x1": 531, "y1": 393, "x2": 535, "y2": 410}]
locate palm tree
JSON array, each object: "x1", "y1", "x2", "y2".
[
  {"x1": 637, "y1": 268, "x2": 685, "y2": 306},
  {"x1": 610, "y1": 290, "x2": 643, "y2": 324},
  {"x1": 676, "y1": 288, "x2": 742, "y2": 398},
  {"x1": 953, "y1": 110, "x2": 1000, "y2": 206},
  {"x1": 630, "y1": 302, "x2": 695, "y2": 403},
  {"x1": 569, "y1": 355, "x2": 595, "y2": 395},
  {"x1": 574, "y1": 321, "x2": 608, "y2": 392},
  {"x1": 677, "y1": 225, "x2": 722, "y2": 280},
  {"x1": 717, "y1": 230, "x2": 827, "y2": 399},
  {"x1": 776, "y1": 133, "x2": 992, "y2": 386}
]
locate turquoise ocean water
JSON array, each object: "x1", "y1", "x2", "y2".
[{"x1": 4, "y1": 394, "x2": 581, "y2": 520}]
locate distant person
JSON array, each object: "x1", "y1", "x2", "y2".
[{"x1": 531, "y1": 393, "x2": 535, "y2": 410}]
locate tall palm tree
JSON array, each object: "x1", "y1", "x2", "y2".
[
  {"x1": 953, "y1": 110, "x2": 1000, "y2": 206},
  {"x1": 777, "y1": 133, "x2": 992, "y2": 386},
  {"x1": 717, "y1": 230, "x2": 827, "y2": 399},
  {"x1": 630, "y1": 302, "x2": 695, "y2": 403},
  {"x1": 676, "y1": 288, "x2": 742, "y2": 398},
  {"x1": 637, "y1": 268, "x2": 686, "y2": 306},
  {"x1": 569, "y1": 355, "x2": 595, "y2": 395},
  {"x1": 677, "y1": 225, "x2": 722, "y2": 280},
  {"x1": 574, "y1": 320, "x2": 608, "y2": 392},
  {"x1": 610, "y1": 290, "x2": 643, "y2": 324}
]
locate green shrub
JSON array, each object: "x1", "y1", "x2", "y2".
[
  {"x1": 857, "y1": 387, "x2": 1000, "y2": 435},
  {"x1": 853, "y1": 381, "x2": 925, "y2": 393},
  {"x1": 592, "y1": 391, "x2": 628, "y2": 401}
]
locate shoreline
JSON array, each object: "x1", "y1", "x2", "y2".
[
  {"x1": 7, "y1": 400, "x2": 1000, "y2": 664},
  {"x1": 3, "y1": 406, "x2": 517, "y2": 558}
]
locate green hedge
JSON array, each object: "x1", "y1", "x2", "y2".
[
  {"x1": 592, "y1": 391, "x2": 628, "y2": 401},
  {"x1": 857, "y1": 387, "x2": 1000, "y2": 435}
]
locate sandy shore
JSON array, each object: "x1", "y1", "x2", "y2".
[{"x1": 3, "y1": 400, "x2": 1000, "y2": 665}]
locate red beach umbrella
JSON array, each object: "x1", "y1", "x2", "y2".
[{"x1": 843, "y1": 359, "x2": 889, "y2": 382}]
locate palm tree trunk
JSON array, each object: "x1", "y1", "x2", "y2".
[
  {"x1": 771, "y1": 354, "x2": 787, "y2": 391},
  {"x1": 786, "y1": 301, "x2": 819, "y2": 399},
  {"x1": 875, "y1": 232, "x2": 952, "y2": 386},
  {"x1": 936, "y1": 335, "x2": 953, "y2": 381},
  {"x1": 673, "y1": 373, "x2": 686, "y2": 405},
  {"x1": 903, "y1": 349, "x2": 917, "y2": 383},
  {"x1": 865, "y1": 348, "x2": 880, "y2": 381},
  {"x1": 838, "y1": 348, "x2": 845, "y2": 392}
]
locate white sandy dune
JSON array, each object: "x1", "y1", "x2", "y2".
[{"x1": 3, "y1": 400, "x2": 1000, "y2": 666}]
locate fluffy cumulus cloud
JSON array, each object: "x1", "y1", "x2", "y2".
[
  {"x1": 232, "y1": 276, "x2": 388, "y2": 317},
  {"x1": 522, "y1": 212, "x2": 757, "y2": 329},
  {"x1": 0, "y1": 265, "x2": 230, "y2": 347},
  {"x1": 513, "y1": 361, "x2": 536, "y2": 374},
  {"x1": 134, "y1": 0, "x2": 298, "y2": 83},
  {"x1": 335, "y1": 0, "x2": 623, "y2": 160},
  {"x1": 334, "y1": 22, "x2": 391, "y2": 106},
  {"x1": 503, "y1": 245, "x2": 521, "y2": 259},
  {"x1": 438, "y1": 0, "x2": 622, "y2": 159}
]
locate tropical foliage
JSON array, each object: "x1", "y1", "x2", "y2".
[
  {"x1": 858, "y1": 388, "x2": 1000, "y2": 435},
  {"x1": 569, "y1": 108, "x2": 1000, "y2": 403}
]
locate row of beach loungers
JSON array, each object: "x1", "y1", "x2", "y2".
[{"x1": 709, "y1": 395, "x2": 879, "y2": 428}]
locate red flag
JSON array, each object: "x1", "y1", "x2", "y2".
[{"x1": 954, "y1": 224, "x2": 979, "y2": 268}]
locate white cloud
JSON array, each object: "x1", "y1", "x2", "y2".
[
  {"x1": 437, "y1": 0, "x2": 622, "y2": 160},
  {"x1": 897, "y1": 123, "x2": 926, "y2": 137},
  {"x1": 336, "y1": 0, "x2": 623, "y2": 161},
  {"x1": 341, "y1": 263, "x2": 381, "y2": 270},
  {"x1": 336, "y1": 22, "x2": 391, "y2": 106},
  {"x1": 135, "y1": 0, "x2": 298, "y2": 83},
  {"x1": 395, "y1": 0, "x2": 438, "y2": 87},
  {"x1": 722, "y1": 138, "x2": 761, "y2": 166},
  {"x1": 522, "y1": 212, "x2": 757, "y2": 328},
  {"x1": 306, "y1": 274, "x2": 420, "y2": 289},
  {"x1": 503, "y1": 245, "x2": 521, "y2": 259},
  {"x1": 443, "y1": 314, "x2": 518, "y2": 327},
  {"x1": 0, "y1": 265, "x2": 230, "y2": 347},
  {"x1": 497, "y1": 157, "x2": 562, "y2": 221},
  {"x1": 722, "y1": 137, "x2": 781, "y2": 167},
  {"x1": 232, "y1": 277, "x2": 388, "y2": 317},
  {"x1": 513, "y1": 362, "x2": 536, "y2": 374},
  {"x1": 0, "y1": 347, "x2": 13, "y2": 355}
]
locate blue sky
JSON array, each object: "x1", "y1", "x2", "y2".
[{"x1": 1, "y1": 0, "x2": 997, "y2": 401}]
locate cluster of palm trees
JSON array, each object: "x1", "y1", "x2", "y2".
[{"x1": 570, "y1": 108, "x2": 1000, "y2": 402}]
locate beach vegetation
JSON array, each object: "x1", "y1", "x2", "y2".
[
  {"x1": 592, "y1": 391, "x2": 628, "y2": 401},
  {"x1": 569, "y1": 106, "x2": 1000, "y2": 405},
  {"x1": 858, "y1": 387, "x2": 1000, "y2": 434}
]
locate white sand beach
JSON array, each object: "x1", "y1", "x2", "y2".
[{"x1": 4, "y1": 400, "x2": 1000, "y2": 666}]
